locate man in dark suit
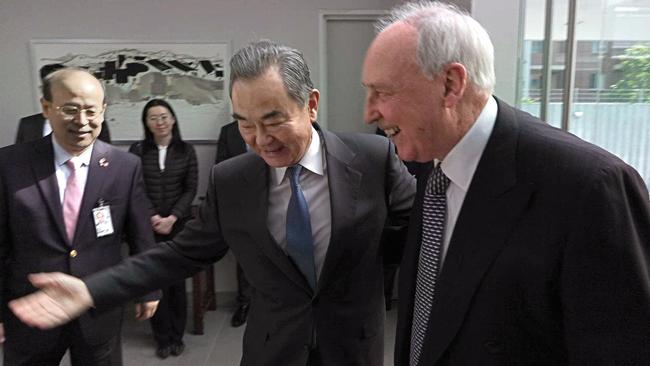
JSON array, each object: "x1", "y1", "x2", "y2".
[
  {"x1": 15, "y1": 64, "x2": 112, "y2": 145},
  {"x1": 215, "y1": 120, "x2": 253, "y2": 327},
  {"x1": 0, "y1": 68, "x2": 159, "y2": 365},
  {"x1": 9, "y1": 41, "x2": 416, "y2": 366},
  {"x1": 375, "y1": 127, "x2": 429, "y2": 310},
  {"x1": 16, "y1": 111, "x2": 111, "y2": 144},
  {"x1": 361, "y1": 2, "x2": 650, "y2": 365}
]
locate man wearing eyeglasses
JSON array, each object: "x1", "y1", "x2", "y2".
[
  {"x1": 15, "y1": 65, "x2": 112, "y2": 145},
  {"x1": 0, "y1": 68, "x2": 160, "y2": 365}
]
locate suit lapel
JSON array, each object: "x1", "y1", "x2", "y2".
[
  {"x1": 72, "y1": 142, "x2": 110, "y2": 244},
  {"x1": 31, "y1": 136, "x2": 68, "y2": 245},
  {"x1": 316, "y1": 128, "x2": 362, "y2": 292},
  {"x1": 417, "y1": 100, "x2": 535, "y2": 365},
  {"x1": 240, "y1": 156, "x2": 314, "y2": 293},
  {"x1": 395, "y1": 163, "x2": 432, "y2": 365},
  {"x1": 232, "y1": 125, "x2": 248, "y2": 155}
]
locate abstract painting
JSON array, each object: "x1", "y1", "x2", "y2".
[{"x1": 30, "y1": 40, "x2": 230, "y2": 141}]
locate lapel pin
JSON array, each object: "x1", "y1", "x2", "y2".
[{"x1": 99, "y1": 158, "x2": 109, "y2": 167}]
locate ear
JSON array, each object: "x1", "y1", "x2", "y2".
[
  {"x1": 307, "y1": 89, "x2": 320, "y2": 122},
  {"x1": 441, "y1": 63, "x2": 467, "y2": 108},
  {"x1": 40, "y1": 98, "x2": 52, "y2": 119}
]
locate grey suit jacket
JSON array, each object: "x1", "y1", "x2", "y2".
[
  {"x1": 395, "y1": 99, "x2": 650, "y2": 365},
  {"x1": 85, "y1": 125, "x2": 416, "y2": 366},
  {"x1": 0, "y1": 137, "x2": 157, "y2": 351}
]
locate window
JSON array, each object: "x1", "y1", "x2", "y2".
[{"x1": 518, "y1": 0, "x2": 650, "y2": 190}]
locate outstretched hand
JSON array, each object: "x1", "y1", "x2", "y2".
[{"x1": 8, "y1": 272, "x2": 94, "y2": 329}]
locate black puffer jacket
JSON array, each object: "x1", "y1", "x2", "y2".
[{"x1": 129, "y1": 141, "x2": 198, "y2": 224}]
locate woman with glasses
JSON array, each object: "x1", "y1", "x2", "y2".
[{"x1": 129, "y1": 99, "x2": 198, "y2": 359}]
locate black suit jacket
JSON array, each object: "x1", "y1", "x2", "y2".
[
  {"x1": 215, "y1": 121, "x2": 247, "y2": 164},
  {"x1": 15, "y1": 113, "x2": 112, "y2": 144},
  {"x1": 85, "y1": 125, "x2": 416, "y2": 366},
  {"x1": 0, "y1": 137, "x2": 157, "y2": 353},
  {"x1": 395, "y1": 99, "x2": 650, "y2": 365}
]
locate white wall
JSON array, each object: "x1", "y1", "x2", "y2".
[
  {"x1": 473, "y1": 0, "x2": 522, "y2": 104},
  {"x1": 0, "y1": 0, "x2": 505, "y2": 293},
  {"x1": 0, "y1": 0, "x2": 397, "y2": 292}
]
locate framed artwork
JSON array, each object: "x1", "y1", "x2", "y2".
[{"x1": 30, "y1": 39, "x2": 230, "y2": 142}]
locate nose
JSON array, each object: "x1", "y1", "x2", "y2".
[
  {"x1": 254, "y1": 125, "x2": 274, "y2": 147},
  {"x1": 72, "y1": 111, "x2": 90, "y2": 126}
]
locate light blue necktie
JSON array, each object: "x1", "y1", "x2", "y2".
[{"x1": 286, "y1": 165, "x2": 317, "y2": 289}]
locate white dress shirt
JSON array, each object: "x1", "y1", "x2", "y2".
[
  {"x1": 267, "y1": 127, "x2": 332, "y2": 280},
  {"x1": 157, "y1": 144, "x2": 168, "y2": 171},
  {"x1": 42, "y1": 119, "x2": 52, "y2": 137},
  {"x1": 52, "y1": 136, "x2": 93, "y2": 203},
  {"x1": 438, "y1": 96, "x2": 498, "y2": 269}
]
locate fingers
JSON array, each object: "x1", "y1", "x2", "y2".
[
  {"x1": 27, "y1": 272, "x2": 64, "y2": 289},
  {"x1": 9, "y1": 272, "x2": 93, "y2": 330},
  {"x1": 9, "y1": 291, "x2": 73, "y2": 329},
  {"x1": 0, "y1": 323, "x2": 5, "y2": 343},
  {"x1": 134, "y1": 303, "x2": 143, "y2": 320},
  {"x1": 135, "y1": 301, "x2": 159, "y2": 321}
]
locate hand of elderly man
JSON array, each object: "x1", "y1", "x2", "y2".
[{"x1": 8, "y1": 272, "x2": 93, "y2": 329}]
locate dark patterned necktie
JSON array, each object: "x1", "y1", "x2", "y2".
[
  {"x1": 410, "y1": 163, "x2": 450, "y2": 366},
  {"x1": 286, "y1": 165, "x2": 317, "y2": 289}
]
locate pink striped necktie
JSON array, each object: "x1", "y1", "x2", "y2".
[{"x1": 63, "y1": 159, "x2": 84, "y2": 242}]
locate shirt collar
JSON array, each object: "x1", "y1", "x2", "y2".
[
  {"x1": 273, "y1": 126, "x2": 325, "y2": 185},
  {"x1": 440, "y1": 95, "x2": 497, "y2": 192},
  {"x1": 52, "y1": 135, "x2": 94, "y2": 168}
]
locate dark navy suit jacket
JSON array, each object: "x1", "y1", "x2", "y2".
[
  {"x1": 395, "y1": 99, "x2": 650, "y2": 365},
  {"x1": 0, "y1": 136, "x2": 157, "y2": 354}
]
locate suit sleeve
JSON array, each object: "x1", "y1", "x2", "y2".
[
  {"x1": 85, "y1": 164, "x2": 230, "y2": 309},
  {"x1": 123, "y1": 159, "x2": 160, "y2": 302},
  {"x1": 382, "y1": 142, "x2": 416, "y2": 265},
  {"x1": 215, "y1": 125, "x2": 231, "y2": 164},
  {"x1": 170, "y1": 145, "x2": 198, "y2": 219},
  {"x1": 15, "y1": 118, "x2": 27, "y2": 144},
  {"x1": 98, "y1": 120, "x2": 111, "y2": 144},
  {"x1": 561, "y1": 163, "x2": 650, "y2": 363},
  {"x1": 0, "y1": 169, "x2": 7, "y2": 321}
]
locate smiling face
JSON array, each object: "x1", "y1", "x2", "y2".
[
  {"x1": 145, "y1": 105, "x2": 176, "y2": 142},
  {"x1": 41, "y1": 70, "x2": 105, "y2": 155},
  {"x1": 231, "y1": 67, "x2": 319, "y2": 168},
  {"x1": 362, "y1": 22, "x2": 457, "y2": 162}
]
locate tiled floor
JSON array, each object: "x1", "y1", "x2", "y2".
[{"x1": 1, "y1": 295, "x2": 398, "y2": 366}]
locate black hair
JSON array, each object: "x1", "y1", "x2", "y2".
[{"x1": 140, "y1": 98, "x2": 186, "y2": 152}]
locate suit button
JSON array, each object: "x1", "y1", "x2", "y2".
[{"x1": 69, "y1": 250, "x2": 78, "y2": 258}]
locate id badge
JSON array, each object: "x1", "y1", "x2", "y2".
[{"x1": 92, "y1": 205, "x2": 114, "y2": 237}]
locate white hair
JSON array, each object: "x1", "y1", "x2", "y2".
[{"x1": 377, "y1": 1, "x2": 495, "y2": 93}]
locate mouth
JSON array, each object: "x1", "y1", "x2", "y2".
[
  {"x1": 382, "y1": 126, "x2": 401, "y2": 138},
  {"x1": 70, "y1": 130, "x2": 92, "y2": 136},
  {"x1": 263, "y1": 146, "x2": 285, "y2": 155}
]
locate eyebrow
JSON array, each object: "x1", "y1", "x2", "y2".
[
  {"x1": 261, "y1": 110, "x2": 282, "y2": 120},
  {"x1": 232, "y1": 110, "x2": 284, "y2": 122},
  {"x1": 362, "y1": 81, "x2": 392, "y2": 90}
]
